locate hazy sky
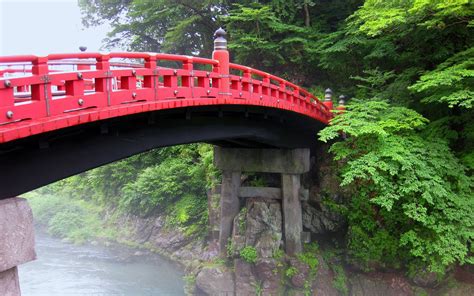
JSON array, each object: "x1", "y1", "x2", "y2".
[{"x1": 0, "y1": 0, "x2": 113, "y2": 56}]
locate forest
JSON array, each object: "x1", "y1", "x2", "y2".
[{"x1": 29, "y1": 0, "x2": 472, "y2": 286}]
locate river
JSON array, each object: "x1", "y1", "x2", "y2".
[{"x1": 18, "y1": 231, "x2": 185, "y2": 296}]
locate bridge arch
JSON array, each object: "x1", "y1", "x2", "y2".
[{"x1": 0, "y1": 28, "x2": 335, "y2": 199}]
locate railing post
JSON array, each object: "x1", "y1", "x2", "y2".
[
  {"x1": 182, "y1": 57, "x2": 193, "y2": 88},
  {"x1": 31, "y1": 56, "x2": 51, "y2": 116},
  {"x1": 212, "y1": 28, "x2": 230, "y2": 99},
  {"x1": 336, "y1": 94, "x2": 346, "y2": 113},
  {"x1": 323, "y1": 88, "x2": 333, "y2": 110},
  {"x1": 77, "y1": 46, "x2": 91, "y2": 71},
  {"x1": 95, "y1": 54, "x2": 111, "y2": 106},
  {"x1": 143, "y1": 54, "x2": 157, "y2": 91}
]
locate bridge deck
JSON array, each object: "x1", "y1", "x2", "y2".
[{"x1": 0, "y1": 52, "x2": 332, "y2": 144}]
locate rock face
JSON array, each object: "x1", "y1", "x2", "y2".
[
  {"x1": 300, "y1": 145, "x2": 347, "y2": 236},
  {"x1": 195, "y1": 266, "x2": 234, "y2": 296},
  {"x1": 312, "y1": 254, "x2": 339, "y2": 296},
  {"x1": 349, "y1": 273, "x2": 413, "y2": 296},
  {"x1": 302, "y1": 202, "x2": 345, "y2": 234},
  {"x1": 245, "y1": 198, "x2": 282, "y2": 258},
  {"x1": 226, "y1": 198, "x2": 285, "y2": 295},
  {"x1": 410, "y1": 268, "x2": 443, "y2": 288},
  {"x1": 234, "y1": 259, "x2": 258, "y2": 295},
  {"x1": 288, "y1": 258, "x2": 310, "y2": 289},
  {"x1": 114, "y1": 214, "x2": 207, "y2": 263},
  {"x1": 255, "y1": 259, "x2": 282, "y2": 295}
]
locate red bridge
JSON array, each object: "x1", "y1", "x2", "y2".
[{"x1": 0, "y1": 29, "x2": 337, "y2": 199}]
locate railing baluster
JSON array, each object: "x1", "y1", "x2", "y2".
[
  {"x1": 31, "y1": 56, "x2": 50, "y2": 116},
  {"x1": 95, "y1": 54, "x2": 111, "y2": 106}
]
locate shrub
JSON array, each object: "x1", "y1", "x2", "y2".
[
  {"x1": 240, "y1": 246, "x2": 258, "y2": 263},
  {"x1": 285, "y1": 266, "x2": 298, "y2": 278}
]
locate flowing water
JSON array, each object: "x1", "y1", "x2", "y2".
[{"x1": 18, "y1": 231, "x2": 185, "y2": 296}]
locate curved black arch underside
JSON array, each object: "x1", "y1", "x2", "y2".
[{"x1": 0, "y1": 105, "x2": 326, "y2": 199}]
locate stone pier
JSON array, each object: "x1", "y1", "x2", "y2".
[
  {"x1": 214, "y1": 147, "x2": 310, "y2": 256},
  {"x1": 0, "y1": 198, "x2": 36, "y2": 296}
]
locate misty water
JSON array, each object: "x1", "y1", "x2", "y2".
[{"x1": 18, "y1": 231, "x2": 185, "y2": 296}]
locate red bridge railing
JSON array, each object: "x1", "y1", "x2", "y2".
[{"x1": 0, "y1": 29, "x2": 334, "y2": 144}]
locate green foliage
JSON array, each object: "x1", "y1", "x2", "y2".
[
  {"x1": 332, "y1": 265, "x2": 349, "y2": 296},
  {"x1": 297, "y1": 251, "x2": 319, "y2": 274},
  {"x1": 240, "y1": 246, "x2": 258, "y2": 264},
  {"x1": 319, "y1": 100, "x2": 474, "y2": 274},
  {"x1": 410, "y1": 47, "x2": 474, "y2": 108},
  {"x1": 237, "y1": 207, "x2": 247, "y2": 234},
  {"x1": 119, "y1": 145, "x2": 211, "y2": 217},
  {"x1": 273, "y1": 248, "x2": 285, "y2": 260},
  {"x1": 79, "y1": 0, "x2": 222, "y2": 56},
  {"x1": 27, "y1": 193, "x2": 109, "y2": 244},
  {"x1": 32, "y1": 144, "x2": 216, "y2": 242},
  {"x1": 351, "y1": 0, "x2": 473, "y2": 37},
  {"x1": 226, "y1": 238, "x2": 234, "y2": 258},
  {"x1": 285, "y1": 266, "x2": 298, "y2": 278},
  {"x1": 166, "y1": 194, "x2": 208, "y2": 237},
  {"x1": 253, "y1": 281, "x2": 263, "y2": 296}
]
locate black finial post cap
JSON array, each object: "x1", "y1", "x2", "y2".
[
  {"x1": 79, "y1": 46, "x2": 87, "y2": 52},
  {"x1": 339, "y1": 94, "x2": 346, "y2": 105},
  {"x1": 214, "y1": 27, "x2": 227, "y2": 39},
  {"x1": 324, "y1": 88, "x2": 333, "y2": 101},
  {"x1": 214, "y1": 27, "x2": 227, "y2": 50}
]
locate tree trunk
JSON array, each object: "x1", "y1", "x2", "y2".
[{"x1": 304, "y1": 3, "x2": 311, "y2": 27}]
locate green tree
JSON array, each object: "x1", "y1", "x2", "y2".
[
  {"x1": 319, "y1": 100, "x2": 474, "y2": 274},
  {"x1": 79, "y1": 0, "x2": 228, "y2": 56}
]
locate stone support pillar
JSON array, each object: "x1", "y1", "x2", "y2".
[
  {"x1": 281, "y1": 174, "x2": 303, "y2": 255},
  {"x1": 0, "y1": 197, "x2": 36, "y2": 296},
  {"x1": 214, "y1": 147, "x2": 310, "y2": 256},
  {"x1": 218, "y1": 170, "x2": 241, "y2": 255}
]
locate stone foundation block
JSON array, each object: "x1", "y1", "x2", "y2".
[
  {"x1": 0, "y1": 197, "x2": 36, "y2": 272},
  {"x1": 0, "y1": 267, "x2": 20, "y2": 296}
]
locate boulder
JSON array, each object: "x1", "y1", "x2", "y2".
[
  {"x1": 245, "y1": 199, "x2": 282, "y2": 258},
  {"x1": 195, "y1": 266, "x2": 234, "y2": 296}
]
